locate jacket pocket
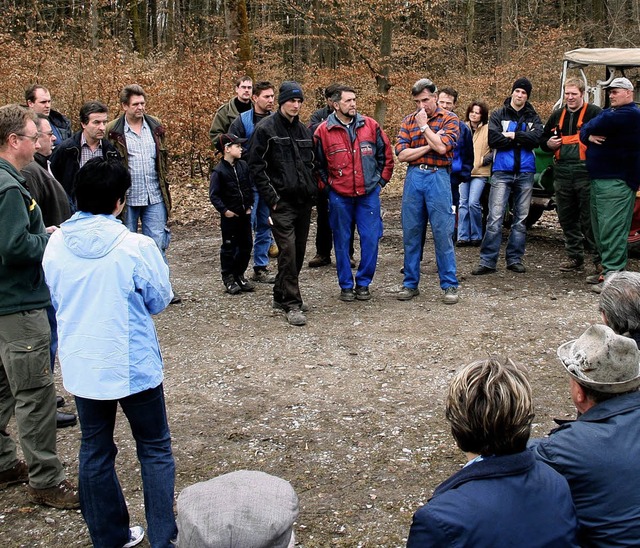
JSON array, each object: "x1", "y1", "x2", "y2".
[{"x1": 326, "y1": 142, "x2": 350, "y2": 169}]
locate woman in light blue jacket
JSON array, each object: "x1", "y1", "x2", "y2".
[{"x1": 43, "y1": 158, "x2": 176, "y2": 548}]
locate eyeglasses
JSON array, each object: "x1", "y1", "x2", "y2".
[{"x1": 15, "y1": 133, "x2": 39, "y2": 143}]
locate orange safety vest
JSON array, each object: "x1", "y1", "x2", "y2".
[{"x1": 554, "y1": 103, "x2": 588, "y2": 161}]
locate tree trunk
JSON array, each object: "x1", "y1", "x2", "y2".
[{"x1": 373, "y1": 15, "x2": 393, "y2": 127}]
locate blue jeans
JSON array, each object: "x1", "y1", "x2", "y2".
[
  {"x1": 125, "y1": 202, "x2": 170, "y2": 262},
  {"x1": 402, "y1": 167, "x2": 457, "y2": 289},
  {"x1": 480, "y1": 171, "x2": 534, "y2": 268},
  {"x1": 457, "y1": 177, "x2": 486, "y2": 242},
  {"x1": 328, "y1": 187, "x2": 382, "y2": 289},
  {"x1": 251, "y1": 190, "x2": 273, "y2": 270},
  {"x1": 75, "y1": 384, "x2": 177, "y2": 548}
]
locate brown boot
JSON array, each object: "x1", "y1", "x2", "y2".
[
  {"x1": 0, "y1": 460, "x2": 28, "y2": 489},
  {"x1": 27, "y1": 479, "x2": 80, "y2": 509},
  {"x1": 308, "y1": 254, "x2": 331, "y2": 268}
]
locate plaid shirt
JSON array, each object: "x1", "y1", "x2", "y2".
[
  {"x1": 395, "y1": 107, "x2": 459, "y2": 167},
  {"x1": 124, "y1": 119, "x2": 163, "y2": 207},
  {"x1": 80, "y1": 134, "x2": 105, "y2": 167}
]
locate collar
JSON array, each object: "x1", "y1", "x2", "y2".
[
  {"x1": 81, "y1": 133, "x2": 101, "y2": 149},
  {"x1": 124, "y1": 117, "x2": 148, "y2": 134}
]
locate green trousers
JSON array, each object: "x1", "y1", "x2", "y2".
[
  {"x1": 591, "y1": 178, "x2": 635, "y2": 274},
  {"x1": 0, "y1": 308, "x2": 64, "y2": 489},
  {"x1": 554, "y1": 162, "x2": 599, "y2": 264}
]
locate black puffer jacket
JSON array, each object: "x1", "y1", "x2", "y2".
[
  {"x1": 209, "y1": 158, "x2": 253, "y2": 216},
  {"x1": 248, "y1": 110, "x2": 317, "y2": 207}
]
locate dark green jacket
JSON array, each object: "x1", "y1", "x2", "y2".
[
  {"x1": 106, "y1": 114, "x2": 171, "y2": 213},
  {"x1": 0, "y1": 158, "x2": 50, "y2": 315}
]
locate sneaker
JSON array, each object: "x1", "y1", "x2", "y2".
[
  {"x1": 507, "y1": 262, "x2": 526, "y2": 273},
  {"x1": 235, "y1": 276, "x2": 255, "y2": 292},
  {"x1": 355, "y1": 286, "x2": 371, "y2": 301},
  {"x1": 397, "y1": 286, "x2": 420, "y2": 301},
  {"x1": 252, "y1": 269, "x2": 276, "y2": 284},
  {"x1": 443, "y1": 287, "x2": 459, "y2": 305},
  {"x1": 26, "y1": 479, "x2": 80, "y2": 509},
  {"x1": 286, "y1": 308, "x2": 306, "y2": 326},
  {"x1": 586, "y1": 273, "x2": 604, "y2": 285},
  {"x1": 123, "y1": 526, "x2": 145, "y2": 548},
  {"x1": 340, "y1": 288, "x2": 356, "y2": 302},
  {"x1": 224, "y1": 278, "x2": 241, "y2": 295},
  {"x1": 0, "y1": 460, "x2": 28, "y2": 489},
  {"x1": 471, "y1": 265, "x2": 496, "y2": 275},
  {"x1": 272, "y1": 301, "x2": 310, "y2": 312},
  {"x1": 268, "y1": 242, "x2": 280, "y2": 258},
  {"x1": 308, "y1": 254, "x2": 331, "y2": 268},
  {"x1": 559, "y1": 258, "x2": 584, "y2": 272}
]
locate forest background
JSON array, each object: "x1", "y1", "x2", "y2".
[{"x1": 1, "y1": 0, "x2": 638, "y2": 201}]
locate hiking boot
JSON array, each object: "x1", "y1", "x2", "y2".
[
  {"x1": 272, "y1": 301, "x2": 309, "y2": 312},
  {"x1": 340, "y1": 288, "x2": 356, "y2": 302},
  {"x1": 27, "y1": 479, "x2": 80, "y2": 509},
  {"x1": 224, "y1": 278, "x2": 241, "y2": 295},
  {"x1": 559, "y1": 258, "x2": 584, "y2": 272},
  {"x1": 585, "y1": 273, "x2": 604, "y2": 284},
  {"x1": 56, "y1": 395, "x2": 65, "y2": 408},
  {"x1": 0, "y1": 460, "x2": 28, "y2": 489},
  {"x1": 251, "y1": 268, "x2": 276, "y2": 284},
  {"x1": 286, "y1": 308, "x2": 306, "y2": 326},
  {"x1": 397, "y1": 286, "x2": 420, "y2": 301},
  {"x1": 308, "y1": 254, "x2": 331, "y2": 268},
  {"x1": 471, "y1": 265, "x2": 496, "y2": 275},
  {"x1": 355, "y1": 286, "x2": 371, "y2": 301},
  {"x1": 470, "y1": 239, "x2": 482, "y2": 247},
  {"x1": 507, "y1": 262, "x2": 526, "y2": 273},
  {"x1": 235, "y1": 276, "x2": 255, "y2": 292},
  {"x1": 443, "y1": 287, "x2": 459, "y2": 305},
  {"x1": 268, "y1": 242, "x2": 280, "y2": 258},
  {"x1": 123, "y1": 526, "x2": 145, "y2": 548},
  {"x1": 456, "y1": 240, "x2": 471, "y2": 247}
]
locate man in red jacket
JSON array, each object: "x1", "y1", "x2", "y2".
[{"x1": 314, "y1": 85, "x2": 394, "y2": 302}]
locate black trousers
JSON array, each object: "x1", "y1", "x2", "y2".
[
  {"x1": 271, "y1": 200, "x2": 312, "y2": 311},
  {"x1": 219, "y1": 212, "x2": 253, "y2": 280}
]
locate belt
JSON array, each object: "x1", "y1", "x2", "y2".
[{"x1": 411, "y1": 164, "x2": 450, "y2": 173}]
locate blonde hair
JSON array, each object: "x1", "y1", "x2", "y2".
[{"x1": 446, "y1": 357, "x2": 534, "y2": 455}]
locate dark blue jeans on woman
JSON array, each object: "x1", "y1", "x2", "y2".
[{"x1": 75, "y1": 384, "x2": 177, "y2": 548}]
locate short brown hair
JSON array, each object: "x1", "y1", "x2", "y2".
[
  {"x1": 119, "y1": 84, "x2": 146, "y2": 105},
  {"x1": 446, "y1": 357, "x2": 534, "y2": 456},
  {"x1": 0, "y1": 104, "x2": 37, "y2": 147},
  {"x1": 25, "y1": 84, "x2": 48, "y2": 104}
]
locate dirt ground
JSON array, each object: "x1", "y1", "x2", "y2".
[{"x1": 2, "y1": 195, "x2": 632, "y2": 547}]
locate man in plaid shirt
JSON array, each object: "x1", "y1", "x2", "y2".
[{"x1": 395, "y1": 78, "x2": 460, "y2": 304}]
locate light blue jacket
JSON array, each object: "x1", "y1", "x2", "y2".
[{"x1": 43, "y1": 212, "x2": 172, "y2": 400}]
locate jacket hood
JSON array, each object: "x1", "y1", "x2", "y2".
[{"x1": 59, "y1": 211, "x2": 129, "y2": 259}]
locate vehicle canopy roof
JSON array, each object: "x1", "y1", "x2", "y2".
[{"x1": 564, "y1": 48, "x2": 640, "y2": 68}]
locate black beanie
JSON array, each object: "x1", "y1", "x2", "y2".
[
  {"x1": 278, "y1": 81, "x2": 304, "y2": 106},
  {"x1": 512, "y1": 77, "x2": 532, "y2": 98}
]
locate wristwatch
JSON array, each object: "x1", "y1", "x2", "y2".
[{"x1": 419, "y1": 125, "x2": 428, "y2": 132}]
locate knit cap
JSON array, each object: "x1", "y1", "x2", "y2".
[{"x1": 512, "y1": 77, "x2": 532, "y2": 98}]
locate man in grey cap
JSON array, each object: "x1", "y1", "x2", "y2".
[
  {"x1": 532, "y1": 324, "x2": 640, "y2": 546},
  {"x1": 249, "y1": 81, "x2": 317, "y2": 326},
  {"x1": 580, "y1": 77, "x2": 640, "y2": 293},
  {"x1": 177, "y1": 470, "x2": 299, "y2": 548}
]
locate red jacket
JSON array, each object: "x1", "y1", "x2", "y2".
[{"x1": 314, "y1": 113, "x2": 394, "y2": 197}]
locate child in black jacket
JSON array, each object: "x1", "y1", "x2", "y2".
[{"x1": 209, "y1": 133, "x2": 254, "y2": 294}]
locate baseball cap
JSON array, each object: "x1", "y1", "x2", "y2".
[{"x1": 216, "y1": 133, "x2": 247, "y2": 153}]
